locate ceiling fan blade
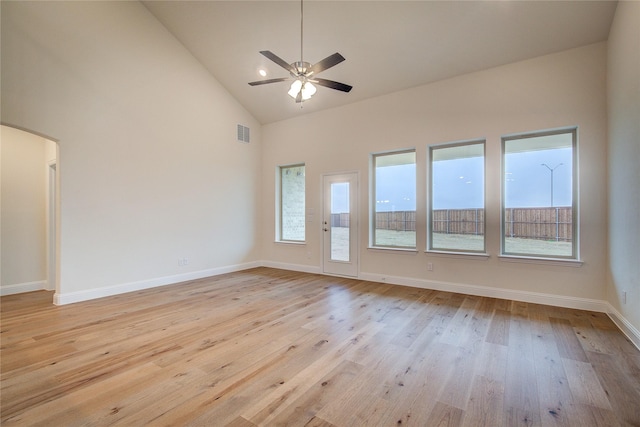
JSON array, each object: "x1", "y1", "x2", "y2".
[
  {"x1": 312, "y1": 78, "x2": 353, "y2": 93},
  {"x1": 260, "y1": 51, "x2": 297, "y2": 75},
  {"x1": 309, "y1": 53, "x2": 345, "y2": 75},
  {"x1": 248, "y1": 77, "x2": 291, "y2": 86}
]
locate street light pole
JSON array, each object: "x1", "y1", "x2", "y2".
[{"x1": 541, "y1": 163, "x2": 563, "y2": 206}]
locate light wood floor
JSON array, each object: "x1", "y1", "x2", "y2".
[{"x1": 1, "y1": 268, "x2": 639, "y2": 426}]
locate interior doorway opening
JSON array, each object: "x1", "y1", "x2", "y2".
[{"x1": 0, "y1": 125, "x2": 59, "y2": 299}]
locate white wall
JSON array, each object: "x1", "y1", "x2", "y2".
[
  {"x1": 262, "y1": 43, "x2": 608, "y2": 306},
  {"x1": 1, "y1": 126, "x2": 48, "y2": 293},
  {"x1": 606, "y1": 1, "x2": 640, "y2": 337},
  {"x1": 1, "y1": 1, "x2": 631, "y2": 342},
  {"x1": 1, "y1": 1, "x2": 262, "y2": 303}
]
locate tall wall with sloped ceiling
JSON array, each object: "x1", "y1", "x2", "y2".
[
  {"x1": 1, "y1": 1, "x2": 262, "y2": 302},
  {"x1": 607, "y1": 1, "x2": 640, "y2": 339},
  {"x1": 262, "y1": 43, "x2": 608, "y2": 306}
]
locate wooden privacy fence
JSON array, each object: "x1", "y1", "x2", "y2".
[
  {"x1": 374, "y1": 211, "x2": 416, "y2": 232},
  {"x1": 432, "y1": 208, "x2": 484, "y2": 236},
  {"x1": 331, "y1": 211, "x2": 418, "y2": 231},
  {"x1": 333, "y1": 207, "x2": 572, "y2": 242},
  {"x1": 330, "y1": 213, "x2": 351, "y2": 228},
  {"x1": 505, "y1": 207, "x2": 572, "y2": 242}
]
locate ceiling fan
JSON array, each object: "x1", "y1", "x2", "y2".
[{"x1": 248, "y1": 0, "x2": 352, "y2": 103}]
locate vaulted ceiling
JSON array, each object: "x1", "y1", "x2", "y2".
[{"x1": 143, "y1": 1, "x2": 617, "y2": 124}]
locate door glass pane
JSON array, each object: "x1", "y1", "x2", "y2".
[{"x1": 330, "y1": 182, "x2": 349, "y2": 261}]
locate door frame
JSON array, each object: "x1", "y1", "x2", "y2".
[
  {"x1": 322, "y1": 171, "x2": 359, "y2": 277},
  {"x1": 47, "y1": 160, "x2": 57, "y2": 291}
]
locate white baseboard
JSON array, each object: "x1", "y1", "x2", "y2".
[
  {"x1": 53, "y1": 262, "x2": 261, "y2": 305},
  {"x1": 1, "y1": 280, "x2": 47, "y2": 296},
  {"x1": 359, "y1": 271, "x2": 608, "y2": 312},
  {"x1": 52, "y1": 260, "x2": 318, "y2": 305},
  {"x1": 261, "y1": 260, "x2": 322, "y2": 275},
  {"x1": 605, "y1": 303, "x2": 640, "y2": 351}
]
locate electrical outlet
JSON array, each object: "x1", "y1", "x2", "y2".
[
  {"x1": 623, "y1": 291, "x2": 627, "y2": 304},
  {"x1": 427, "y1": 262, "x2": 433, "y2": 271},
  {"x1": 178, "y1": 257, "x2": 189, "y2": 266}
]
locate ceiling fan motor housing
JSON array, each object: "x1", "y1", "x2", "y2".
[{"x1": 292, "y1": 61, "x2": 312, "y2": 77}]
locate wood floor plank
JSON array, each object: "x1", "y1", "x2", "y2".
[
  {"x1": 388, "y1": 291, "x2": 442, "y2": 349},
  {"x1": 266, "y1": 360, "x2": 364, "y2": 426},
  {"x1": 529, "y1": 312, "x2": 575, "y2": 427},
  {"x1": 561, "y1": 358, "x2": 613, "y2": 410},
  {"x1": 1, "y1": 267, "x2": 638, "y2": 426},
  {"x1": 461, "y1": 375, "x2": 505, "y2": 427},
  {"x1": 485, "y1": 309, "x2": 510, "y2": 346},
  {"x1": 549, "y1": 317, "x2": 589, "y2": 362},
  {"x1": 424, "y1": 401, "x2": 465, "y2": 426},
  {"x1": 376, "y1": 341, "x2": 457, "y2": 425},
  {"x1": 586, "y1": 351, "x2": 640, "y2": 425},
  {"x1": 129, "y1": 330, "x2": 323, "y2": 425},
  {"x1": 504, "y1": 308, "x2": 541, "y2": 426},
  {"x1": 439, "y1": 294, "x2": 481, "y2": 347},
  {"x1": 475, "y1": 341, "x2": 509, "y2": 383},
  {"x1": 241, "y1": 321, "x2": 385, "y2": 425},
  {"x1": 9, "y1": 362, "x2": 167, "y2": 426},
  {"x1": 225, "y1": 416, "x2": 258, "y2": 427},
  {"x1": 301, "y1": 416, "x2": 339, "y2": 427}
]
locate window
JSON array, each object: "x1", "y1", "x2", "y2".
[
  {"x1": 372, "y1": 150, "x2": 416, "y2": 248},
  {"x1": 502, "y1": 128, "x2": 577, "y2": 259},
  {"x1": 429, "y1": 141, "x2": 485, "y2": 252},
  {"x1": 279, "y1": 164, "x2": 305, "y2": 242}
]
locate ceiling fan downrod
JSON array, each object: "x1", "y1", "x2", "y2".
[{"x1": 300, "y1": 0, "x2": 304, "y2": 67}]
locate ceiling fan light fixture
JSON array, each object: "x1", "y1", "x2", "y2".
[
  {"x1": 288, "y1": 79, "x2": 316, "y2": 101},
  {"x1": 288, "y1": 79, "x2": 302, "y2": 98},
  {"x1": 301, "y1": 81, "x2": 316, "y2": 100}
]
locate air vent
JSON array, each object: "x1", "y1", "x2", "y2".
[{"x1": 237, "y1": 124, "x2": 250, "y2": 143}]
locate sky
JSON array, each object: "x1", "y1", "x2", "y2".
[
  {"x1": 504, "y1": 148, "x2": 572, "y2": 208},
  {"x1": 432, "y1": 147, "x2": 573, "y2": 209},
  {"x1": 332, "y1": 148, "x2": 572, "y2": 213}
]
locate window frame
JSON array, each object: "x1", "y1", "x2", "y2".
[
  {"x1": 427, "y1": 139, "x2": 487, "y2": 254},
  {"x1": 277, "y1": 163, "x2": 306, "y2": 243},
  {"x1": 370, "y1": 149, "x2": 417, "y2": 250},
  {"x1": 500, "y1": 127, "x2": 578, "y2": 260}
]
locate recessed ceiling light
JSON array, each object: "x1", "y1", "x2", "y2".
[{"x1": 258, "y1": 69, "x2": 267, "y2": 77}]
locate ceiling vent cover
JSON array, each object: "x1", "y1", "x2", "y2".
[{"x1": 237, "y1": 124, "x2": 250, "y2": 143}]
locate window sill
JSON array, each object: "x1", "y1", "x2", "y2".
[
  {"x1": 425, "y1": 250, "x2": 490, "y2": 260},
  {"x1": 498, "y1": 254, "x2": 583, "y2": 267},
  {"x1": 368, "y1": 246, "x2": 418, "y2": 255}
]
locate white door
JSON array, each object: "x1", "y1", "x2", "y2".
[{"x1": 323, "y1": 173, "x2": 358, "y2": 277}]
